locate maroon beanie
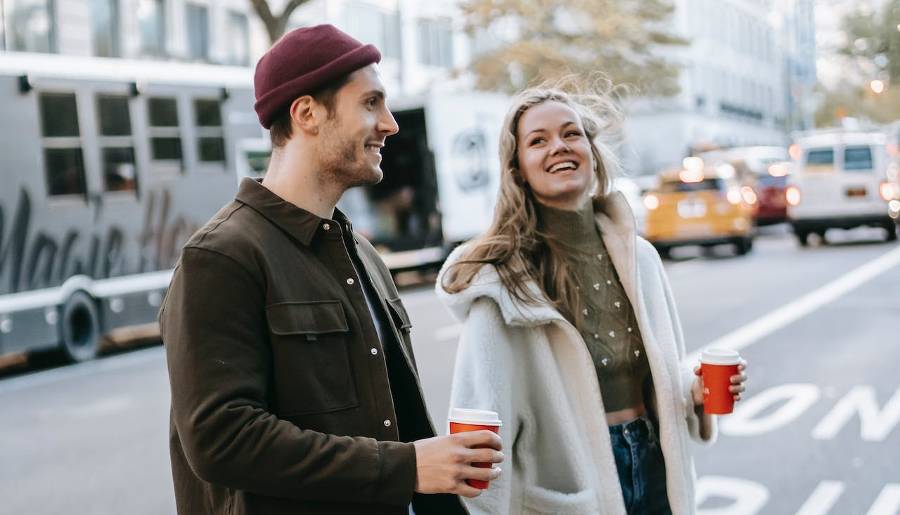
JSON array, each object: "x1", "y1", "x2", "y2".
[{"x1": 253, "y1": 24, "x2": 381, "y2": 129}]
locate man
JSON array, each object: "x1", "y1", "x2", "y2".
[{"x1": 161, "y1": 25, "x2": 502, "y2": 515}]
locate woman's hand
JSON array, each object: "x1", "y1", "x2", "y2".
[{"x1": 691, "y1": 360, "x2": 748, "y2": 409}]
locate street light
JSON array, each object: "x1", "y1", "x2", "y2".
[{"x1": 871, "y1": 80, "x2": 886, "y2": 94}]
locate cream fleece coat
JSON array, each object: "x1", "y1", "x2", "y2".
[{"x1": 435, "y1": 192, "x2": 716, "y2": 515}]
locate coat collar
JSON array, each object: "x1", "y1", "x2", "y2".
[
  {"x1": 234, "y1": 178, "x2": 353, "y2": 246},
  {"x1": 437, "y1": 191, "x2": 639, "y2": 327}
]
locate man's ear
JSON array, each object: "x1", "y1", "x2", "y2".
[{"x1": 290, "y1": 96, "x2": 320, "y2": 136}]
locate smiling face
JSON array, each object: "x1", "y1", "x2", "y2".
[
  {"x1": 515, "y1": 100, "x2": 595, "y2": 210},
  {"x1": 315, "y1": 64, "x2": 399, "y2": 189}
]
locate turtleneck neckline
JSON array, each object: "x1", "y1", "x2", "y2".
[{"x1": 536, "y1": 198, "x2": 599, "y2": 248}]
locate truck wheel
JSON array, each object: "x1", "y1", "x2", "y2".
[
  {"x1": 886, "y1": 223, "x2": 898, "y2": 242},
  {"x1": 735, "y1": 237, "x2": 753, "y2": 256},
  {"x1": 656, "y1": 245, "x2": 671, "y2": 260},
  {"x1": 59, "y1": 291, "x2": 101, "y2": 363},
  {"x1": 796, "y1": 231, "x2": 810, "y2": 247}
]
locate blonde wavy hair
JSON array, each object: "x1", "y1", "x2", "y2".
[{"x1": 441, "y1": 76, "x2": 625, "y2": 327}]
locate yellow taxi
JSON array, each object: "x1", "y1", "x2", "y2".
[{"x1": 642, "y1": 157, "x2": 757, "y2": 258}]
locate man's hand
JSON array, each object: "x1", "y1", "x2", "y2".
[{"x1": 413, "y1": 431, "x2": 504, "y2": 498}]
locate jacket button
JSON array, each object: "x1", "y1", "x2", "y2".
[
  {"x1": 322, "y1": 223, "x2": 330, "y2": 231},
  {"x1": 383, "y1": 419, "x2": 392, "y2": 427},
  {"x1": 346, "y1": 278, "x2": 355, "y2": 285},
  {"x1": 370, "y1": 348, "x2": 378, "y2": 356}
]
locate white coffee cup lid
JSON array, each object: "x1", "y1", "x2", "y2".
[
  {"x1": 701, "y1": 347, "x2": 741, "y2": 365},
  {"x1": 448, "y1": 408, "x2": 502, "y2": 426}
]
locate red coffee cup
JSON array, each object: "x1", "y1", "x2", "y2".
[
  {"x1": 700, "y1": 348, "x2": 742, "y2": 414},
  {"x1": 448, "y1": 408, "x2": 502, "y2": 489}
]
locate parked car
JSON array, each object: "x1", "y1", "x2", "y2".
[
  {"x1": 699, "y1": 146, "x2": 790, "y2": 225},
  {"x1": 642, "y1": 158, "x2": 757, "y2": 258},
  {"x1": 786, "y1": 131, "x2": 899, "y2": 246}
]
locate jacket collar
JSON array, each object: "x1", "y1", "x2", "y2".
[
  {"x1": 234, "y1": 178, "x2": 353, "y2": 246},
  {"x1": 436, "y1": 191, "x2": 638, "y2": 327}
]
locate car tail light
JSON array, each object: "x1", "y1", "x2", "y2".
[
  {"x1": 643, "y1": 193, "x2": 660, "y2": 210},
  {"x1": 741, "y1": 186, "x2": 758, "y2": 205},
  {"x1": 786, "y1": 185, "x2": 801, "y2": 206},
  {"x1": 880, "y1": 182, "x2": 897, "y2": 201}
]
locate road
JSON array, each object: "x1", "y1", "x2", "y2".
[{"x1": 2, "y1": 226, "x2": 899, "y2": 515}]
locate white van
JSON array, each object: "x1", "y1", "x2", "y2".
[{"x1": 786, "y1": 131, "x2": 899, "y2": 245}]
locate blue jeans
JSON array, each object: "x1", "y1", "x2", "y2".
[{"x1": 609, "y1": 415, "x2": 672, "y2": 515}]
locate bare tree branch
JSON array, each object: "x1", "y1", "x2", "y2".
[{"x1": 248, "y1": 0, "x2": 315, "y2": 43}]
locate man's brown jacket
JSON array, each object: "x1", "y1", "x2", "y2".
[{"x1": 161, "y1": 179, "x2": 466, "y2": 515}]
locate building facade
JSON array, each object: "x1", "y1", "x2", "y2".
[
  {"x1": 1, "y1": 0, "x2": 816, "y2": 177},
  {"x1": 621, "y1": 0, "x2": 814, "y2": 176},
  {"x1": 0, "y1": 0, "x2": 265, "y2": 66},
  {"x1": 276, "y1": 0, "x2": 469, "y2": 99}
]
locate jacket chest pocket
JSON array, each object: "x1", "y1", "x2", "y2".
[{"x1": 266, "y1": 300, "x2": 358, "y2": 416}]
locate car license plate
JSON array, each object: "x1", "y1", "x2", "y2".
[
  {"x1": 845, "y1": 187, "x2": 867, "y2": 198},
  {"x1": 676, "y1": 223, "x2": 712, "y2": 236},
  {"x1": 678, "y1": 199, "x2": 707, "y2": 218}
]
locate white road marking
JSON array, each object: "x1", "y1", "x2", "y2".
[
  {"x1": 720, "y1": 383, "x2": 820, "y2": 436},
  {"x1": 867, "y1": 484, "x2": 900, "y2": 515},
  {"x1": 812, "y1": 386, "x2": 900, "y2": 442},
  {"x1": 687, "y1": 245, "x2": 900, "y2": 363},
  {"x1": 696, "y1": 475, "x2": 769, "y2": 515},
  {"x1": 795, "y1": 481, "x2": 845, "y2": 515}
]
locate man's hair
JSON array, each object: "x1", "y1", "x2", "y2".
[{"x1": 269, "y1": 74, "x2": 352, "y2": 148}]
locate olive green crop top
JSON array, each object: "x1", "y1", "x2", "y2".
[{"x1": 536, "y1": 199, "x2": 650, "y2": 412}]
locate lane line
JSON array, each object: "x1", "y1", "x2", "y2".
[
  {"x1": 867, "y1": 484, "x2": 900, "y2": 515},
  {"x1": 795, "y1": 480, "x2": 845, "y2": 515},
  {"x1": 687, "y1": 245, "x2": 900, "y2": 364}
]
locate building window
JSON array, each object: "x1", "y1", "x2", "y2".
[
  {"x1": 417, "y1": 17, "x2": 453, "y2": 68},
  {"x1": 343, "y1": 2, "x2": 400, "y2": 60},
  {"x1": 194, "y1": 99, "x2": 225, "y2": 163},
  {"x1": 8, "y1": 0, "x2": 55, "y2": 52},
  {"x1": 147, "y1": 97, "x2": 183, "y2": 169},
  {"x1": 138, "y1": 0, "x2": 165, "y2": 57},
  {"x1": 186, "y1": 3, "x2": 210, "y2": 61},
  {"x1": 225, "y1": 11, "x2": 249, "y2": 65},
  {"x1": 96, "y1": 95, "x2": 138, "y2": 193},
  {"x1": 91, "y1": 0, "x2": 120, "y2": 57},
  {"x1": 381, "y1": 11, "x2": 400, "y2": 59},
  {"x1": 39, "y1": 93, "x2": 86, "y2": 197}
]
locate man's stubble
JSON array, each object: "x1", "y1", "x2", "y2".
[{"x1": 315, "y1": 117, "x2": 383, "y2": 193}]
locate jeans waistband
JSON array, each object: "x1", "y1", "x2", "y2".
[{"x1": 608, "y1": 414, "x2": 658, "y2": 444}]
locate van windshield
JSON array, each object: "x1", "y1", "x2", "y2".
[
  {"x1": 658, "y1": 178, "x2": 724, "y2": 193},
  {"x1": 805, "y1": 148, "x2": 834, "y2": 166},
  {"x1": 844, "y1": 146, "x2": 873, "y2": 171}
]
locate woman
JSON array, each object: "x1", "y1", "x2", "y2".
[{"x1": 436, "y1": 81, "x2": 747, "y2": 515}]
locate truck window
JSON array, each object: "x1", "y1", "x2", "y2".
[
  {"x1": 97, "y1": 94, "x2": 138, "y2": 193},
  {"x1": 39, "y1": 92, "x2": 87, "y2": 197},
  {"x1": 843, "y1": 146, "x2": 873, "y2": 172},
  {"x1": 148, "y1": 97, "x2": 183, "y2": 168},
  {"x1": 805, "y1": 148, "x2": 834, "y2": 167},
  {"x1": 194, "y1": 98, "x2": 225, "y2": 163}
]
